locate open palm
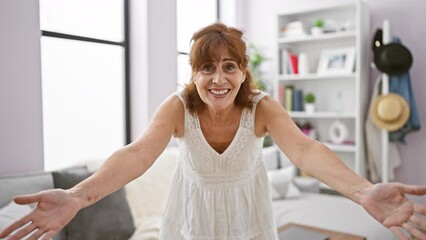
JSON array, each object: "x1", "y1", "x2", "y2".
[
  {"x1": 0, "y1": 189, "x2": 80, "y2": 240},
  {"x1": 360, "y1": 183, "x2": 426, "y2": 240}
]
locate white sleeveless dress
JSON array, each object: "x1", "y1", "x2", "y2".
[{"x1": 159, "y1": 91, "x2": 278, "y2": 240}]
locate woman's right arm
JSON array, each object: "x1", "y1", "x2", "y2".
[{"x1": 0, "y1": 94, "x2": 184, "y2": 240}]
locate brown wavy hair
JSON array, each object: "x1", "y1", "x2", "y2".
[{"x1": 183, "y1": 23, "x2": 257, "y2": 114}]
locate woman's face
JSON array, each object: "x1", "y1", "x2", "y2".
[{"x1": 193, "y1": 49, "x2": 246, "y2": 111}]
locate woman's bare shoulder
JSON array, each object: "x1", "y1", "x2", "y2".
[
  {"x1": 256, "y1": 94, "x2": 282, "y2": 113},
  {"x1": 164, "y1": 94, "x2": 185, "y2": 136}
]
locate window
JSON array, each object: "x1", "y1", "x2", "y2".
[
  {"x1": 176, "y1": 0, "x2": 219, "y2": 89},
  {"x1": 39, "y1": 0, "x2": 130, "y2": 171}
]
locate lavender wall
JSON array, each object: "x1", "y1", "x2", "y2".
[
  {"x1": 368, "y1": 0, "x2": 426, "y2": 205},
  {"x1": 0, "y1": 0, "x2": 44, "y2": 175},
  {"x1": 367, "y1": 0, "x2": 426, "y2": 184}
]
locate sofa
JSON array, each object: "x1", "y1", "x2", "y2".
[{"x1": 0, "y1": 146, "x2": 397, "y2": 240}]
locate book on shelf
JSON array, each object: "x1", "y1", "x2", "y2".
[
  {"x1": 279, "y1": 49, "x2": 290, "y2": 75},
  {"x1": 284, "y1": 85, "x2": 294, "y2": 111},
  {"x1": 288, "y1": 53, "x2": 299, "y2": 74},
  {"x1": 292, "y1": 89, "x2": 304, "y2": 112},
  {"x1": 280, "y1": 49, "x2": 301, "y2": 75}
]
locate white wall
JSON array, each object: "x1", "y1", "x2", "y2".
[{"x1": 0, "y1": 0, "x2": 44, "y2": 175}]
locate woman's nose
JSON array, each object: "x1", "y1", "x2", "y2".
[{"x1": 212, "y1": 72, "x2": 227, "y2": 85}]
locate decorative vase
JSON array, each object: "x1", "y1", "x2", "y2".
[
  {"x1": 305, "y1": 103, "x2": 315, "y2": 114},
  {"x1": 310, "y1": 27, "x2": 323, "y2": 36}
]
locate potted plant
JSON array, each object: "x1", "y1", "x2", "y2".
[
  {"x1": 304, "y1": 92, "x2": 316, "y2": 114},
  {"x1": 310, "y1": 19, "x2": 324, "y2": 36}
]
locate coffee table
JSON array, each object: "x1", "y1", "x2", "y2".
[{"x1": 278, "y1": 223, "x2": 366, "y2": 240}]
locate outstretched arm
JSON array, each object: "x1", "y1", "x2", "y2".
[
  {"x1": 256, "y1": 96, "x2": 426, "y2": 240},
  {"x1": 0, "y1": 94, "x2": 184, "y2": 240}
]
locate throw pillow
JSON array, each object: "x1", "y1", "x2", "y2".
[
  {"x1": 52, "y1": 171, "x2": 135, "y2": 240},
  {"x1": 267, "y1": 166, "x2": 301, "y2": 199},
  {"x1": 0, "y1": 201, "x2": 32, "y2": 237}
]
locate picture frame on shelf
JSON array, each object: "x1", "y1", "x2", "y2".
[{"x1": 316, "y1": 47, "x2": 355, "y2": 75}]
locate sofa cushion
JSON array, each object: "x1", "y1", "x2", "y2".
[
  {"x1": 124, "y1": 147, "x2": 179, "y2": 227},
  {"x1": 267, "y1": 165, "x2": 301, "y2": 199},
  {"x1": 53, "y1": 171, "x2": 135, "y2": 240},
  {"x1": 0, "y1": 171, "x2": 54, "y2": 209}
]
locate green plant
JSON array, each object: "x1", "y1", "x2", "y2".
[
  {"x1": 248, "y1": 44, "x2": 267, "y2": 91},
  {"x1": 314, "y1": 19, "x2": 324, "y2": 28},
  {"x1": 304, "y1": 92, "x2": 315, "y2": 103},
  {"x1": 263, "y1": 134, "x2": 273, "y2": 148}
]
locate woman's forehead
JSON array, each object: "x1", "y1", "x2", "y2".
[{"x1": 206, "y1": 47, "x2": 237, "y2": 62}]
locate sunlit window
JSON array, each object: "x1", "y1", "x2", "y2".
[{"x1": 39, "y1": 0, "x2": 129, "y2": 171}]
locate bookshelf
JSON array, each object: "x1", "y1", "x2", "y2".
[{"x1": 274, "y1": 1, "x2": 370, "y2": 179}]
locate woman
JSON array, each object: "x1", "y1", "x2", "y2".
[{"x1": 1, "y1": 23, "x2": 426, "y2": 240}]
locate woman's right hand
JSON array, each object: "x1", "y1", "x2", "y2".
[{"x1": 0, "y1": 189, "x2": 81, "y2": 240}]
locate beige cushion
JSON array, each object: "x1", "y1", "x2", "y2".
[{"x1": 125, "y1": 147, "x2": 179, "y2": 226}]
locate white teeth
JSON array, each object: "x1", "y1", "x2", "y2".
[{"x1": 210, "y1": 89, "x2": 229, "y2": 95}]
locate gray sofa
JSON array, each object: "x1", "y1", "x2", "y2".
[
  {"x1": 0, "y1": 148, "x2": 181, "y2": 240},
  {"x1": 0, "y1": 165, "x2": 136, "y2": 240}
]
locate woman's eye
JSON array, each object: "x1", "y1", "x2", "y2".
[
  {"x1": 202, "y1": 65, "x2": 214, "y2": 72},
  {"x1": 225, "y1": 64, "x2": 236, "y2": 71}
]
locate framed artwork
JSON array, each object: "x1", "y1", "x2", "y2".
[{"x1": 317, "y1": 47, "x2": 355, "y2": 75}]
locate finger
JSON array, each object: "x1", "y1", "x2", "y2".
[
  {"x1": 390, "y1": 226, "x2": 410, "y2": 240},
  {"x1": 403, "y1": 222, "x2": 426, "y2": 240},
  {"x1": 0, "y1": 214, "x2": 32, "y2": 238},
  {"x1": 14, "y1": 192, "x2": 44, "y2": 205},
  {"x1": 27, "y1": 227, "x2": 47, "y2": 240},
  {"x1": 400, "y1": 185, "x2": 426, "y2": 196},
  {"x1": 383, "y1": 210, "x2": 412, "y2": 227},
  {"x1": 414, "y1": 202, "x2": 426, "y2": 215},
  {"x1": 7, "y1": 222, "x2": 37, "y2": 240},
  {"x1": 41, "y1": 230, "x2": 57, "y2": 240},
  {"x1": 409, "y1": 215, "x2": 426, "y2": 231}
]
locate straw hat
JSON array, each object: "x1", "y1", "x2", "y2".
[{"x1": 370, "y1": 93, "x2": 410, "y2": 131}]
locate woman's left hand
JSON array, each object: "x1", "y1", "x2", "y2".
[{"x1": 360, "y1": 183, "x2": 426, "y2": 240}]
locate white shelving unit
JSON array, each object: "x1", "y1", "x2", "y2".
[{"x1": 274, "y1": 1, "x2": 370, "y2": 179}]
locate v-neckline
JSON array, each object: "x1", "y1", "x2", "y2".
[{"x1": 195, "y1": 108, "x2": 246, "y2": 157}]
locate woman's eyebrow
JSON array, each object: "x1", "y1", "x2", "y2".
[{"x1": 222, "y1": 58, "x2": 237, "y2": 62}]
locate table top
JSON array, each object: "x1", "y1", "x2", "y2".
[{"x1": 278, "y1": 223, "x2": 366, "y2": 240}]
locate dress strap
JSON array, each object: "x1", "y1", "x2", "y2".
[
  {"x1": 251, "y1": 91, "x2": 268, "y2": 104},
  {"x1": 175, "y1": 90, "x2": 185, "y2": 106},
  {"x1": 241, "y1": 91, "x2": 268, "y2": 131}
]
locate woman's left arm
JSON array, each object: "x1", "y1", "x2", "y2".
[{"x1": 256, "y1": 96, "x2": 426, "y2": 240}]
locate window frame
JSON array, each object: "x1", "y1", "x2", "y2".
[{"x1": 40, "y1": 0, "x2": 132, "y2": 144}]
